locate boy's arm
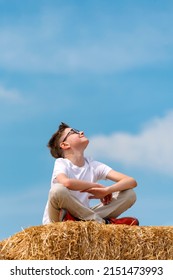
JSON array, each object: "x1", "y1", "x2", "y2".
[
  {"x1": 54, "y1": 173, "x2": 104, "y2": 191},
  {"x1": 83, "y1": 169, "x2": 137, "y2": 199},
  {"x1": 106, "y1": 169, "x2": 137, "y2": 192}
]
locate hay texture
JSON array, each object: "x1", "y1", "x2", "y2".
[{"x1": 0, "y1": 221, "x2": 173, "y2": 260}]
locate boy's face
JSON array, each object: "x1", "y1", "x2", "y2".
[
  {"x1": 62, "y1": 128, "x2": 81, "y2": 142},
  {"x1": 60, "y1": 127, "x2": 89, "y2": 150}
]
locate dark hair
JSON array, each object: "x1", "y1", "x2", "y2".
[{"x1": 47, "y1": 122, "x2": 70, "y2": 158}]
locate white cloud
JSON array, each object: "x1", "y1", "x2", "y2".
[
  {"x1": 0, "y1": 6, "x2": 173, "y2": 74},
  {"x1": 87, "y1": 111, "x2": 173, "y2": 176},
  {"x1": 0, "y1": 84, "x2": 40, "y2": 124},
  {"x1": 0, "y1": 84, "x2": 25, "y2": 103}
]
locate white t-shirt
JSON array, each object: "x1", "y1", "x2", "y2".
[{"x1": 42, "y1": 157, "x2": 112, "y2": 224}]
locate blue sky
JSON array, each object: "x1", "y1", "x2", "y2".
[{"x1": 0, "y1": 0, "x2": 173, "y2": 240}]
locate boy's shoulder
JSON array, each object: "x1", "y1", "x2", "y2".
[
  {"x1": 85, "y1": 156, "x2": 91, "y2": 161},
  {"x1": 85, "y1": 156, "x2": 94, "y2": 164},
  {"x1": 55, "y1": 157, "x2": 65, "y2": 163},
  {"x1": 54, "y1": 157, "x2": 69, "y2": 166},
  {"x1": 85, "y1": 156, "x2": 103, "y2": 166}
]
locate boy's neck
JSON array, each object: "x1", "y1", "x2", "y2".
[{"x1": 65, "y1": 152, "x2": 85, "y2": 167}]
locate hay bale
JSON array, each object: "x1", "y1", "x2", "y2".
[{"x1": 0, "y1": 221, "x2": 173, "y2": 260}]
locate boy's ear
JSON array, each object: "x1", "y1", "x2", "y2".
[{"x1": 60, "y1": 142, "x2": 70, "y2": 150}]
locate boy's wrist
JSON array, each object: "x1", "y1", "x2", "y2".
[
  {"x1": 95, "y1": 183, "x2": 105, "y2": 189},
  {"x1": 106, "y1": 185, "x2": 115, "y2": 195}
]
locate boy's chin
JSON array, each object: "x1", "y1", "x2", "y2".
[{"x1": 83, "y1": 139, "x2": 89, "y2": 148}]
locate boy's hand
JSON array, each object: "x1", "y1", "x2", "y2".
[
  {"x1": 82, "y1": 187, "x2": 111, "y2": 200},
  {"x1": 101, "y1": 194, "x2": 112, "y2": 205}
]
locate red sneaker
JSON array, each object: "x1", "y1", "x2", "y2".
[
  {"x1": 59, "y1": 208, "x2": 76, "y2": 222},
  {"x1": 63, "y1": 211, "x2": 76, "y2": 221},
  {"x1": 108, "y1": 217, "x2": 139, "y2": 226}
]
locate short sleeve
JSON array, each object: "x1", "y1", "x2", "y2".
[
  {"x1": 89, "y1": 158, "x2": 112, "y2": 181},
  {"x1": 51, "y1": 158, "x2": 69, "y2": 182}
]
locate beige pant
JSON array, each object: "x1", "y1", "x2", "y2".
[{"x1": 48, "y1": 183, "x2": 136, "y2": 223}]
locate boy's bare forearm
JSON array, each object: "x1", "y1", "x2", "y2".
[
  {"x1": 83, "y1": 177, "x2": 137, "y2": 199},
  {"x1": 107, "y1": 177, "x2": 137, "y2": 193},
  {"x1": 56, "y1": 177, "x2": 104, "y2": 191}
]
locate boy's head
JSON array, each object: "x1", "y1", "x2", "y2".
[
  {"x1": 48, "y1": 122, "x2": 89, "y2": 158},
  {"x1": 47, "y1": 122, "x2": 70, "y2": 158}
]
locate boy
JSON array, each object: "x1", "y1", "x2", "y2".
[{"x1": 43, "y1": 122, "x2": 139, "y2": 225}]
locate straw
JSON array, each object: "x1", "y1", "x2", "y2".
[{"x1": 0, "y1": 221, "x2": 173, "y2": 260}]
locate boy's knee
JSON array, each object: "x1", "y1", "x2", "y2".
[
  {"x1": 49, "y1": 183, "x2": 68, "y2": 200},
  {"x1": 126, "y1": 189, "x2": 136, "y2": 205}
]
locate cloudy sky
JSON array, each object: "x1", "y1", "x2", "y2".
[{"x1": 0, "y1": 0, "x2": 173, "y2": 240}]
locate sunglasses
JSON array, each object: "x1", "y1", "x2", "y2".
[{"x1": 62, "y1": 128, "x2": 80, "y2": 142}]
